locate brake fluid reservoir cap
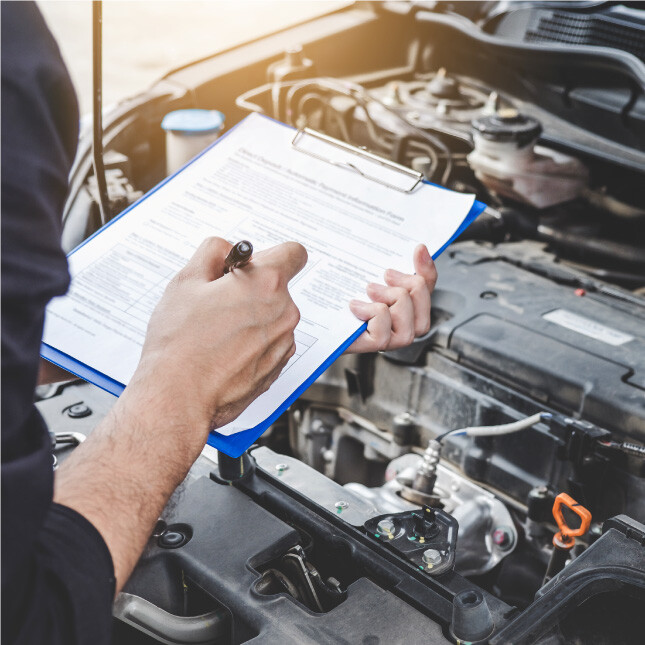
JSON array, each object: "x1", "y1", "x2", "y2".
[
  {"x1": 472, "y1": 109, "x2": 541, "y2": 147},
  {"x1": 161, "y1": 109, "x2": 225, "y2": 135}
]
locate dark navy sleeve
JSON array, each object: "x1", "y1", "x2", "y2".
[{"x1": 1, "y1": 3, "x2": 115, "y2": 643}]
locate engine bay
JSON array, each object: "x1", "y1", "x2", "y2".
[{"x1": 44, "y1": 2, "x2": 645, "y2": 643}]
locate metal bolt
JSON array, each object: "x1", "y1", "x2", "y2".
[
  {"x1": 589, "y1": 524, "x2": 602, "y2": 538},
  {"x1": 327, "y1": 576, "x2": 341, "y2": 590},
  {"x1": 335, "y1": 501, "x2": 349, "y2": 511},
  {"x1": 67, "y1": 403, "x2": 91, "y2": 419},
  {"x1": 377, "y1": 519, "x2": 396, "y2": 534},
  {"x1": 422, "y1": 549, "x2": 442, "y2": 566},
  {"x1": 492, "y1": 527, "x2": 514, "y2": 550},
  {"x1": 158, "y1": 530, "x2": 187, "y2": 549},
  {"x1": 275, "y1": 463, "x2": 289, "y2": 472},
  {"x1": 529, "y1": 485, "x2": 549, "y2": 499},
  {"x1": 394, "y1": 411, "x2": 414, "y2": 425}
]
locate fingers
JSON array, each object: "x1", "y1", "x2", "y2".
[
  {"x1": 384, "y1": 245, "x2": 437, "y2": 336},
  {"x1": 253, "y1": 241, "x2": 308, "y2": 282},
  {"x1": 175, "y1": 237, "x2": 232, "y2": 282},
  {"x1": 346, "y1": 245, "x2": 438, "y2": 354},
  {"x1": 346, "y1": 300, "x2": 392, "y2": 353},
  {"x1": 366, "y1": 283, "x2": 415, "y2": 348}
]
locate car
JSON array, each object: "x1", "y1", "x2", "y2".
[{"x1": 42, "y1": 2, "x2": 645, "y2": 643}]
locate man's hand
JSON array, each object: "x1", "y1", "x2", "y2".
[
  {"x1": 346, "y1": 244, "x2": 437, "y2": 353},
  {"x1": 54, "y1": 237, "x2": 307, "y2": 593},
  {"x1": 131, "y1": 237, "x2": 307, "y2": 445}
]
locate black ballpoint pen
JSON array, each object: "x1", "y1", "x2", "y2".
[{"x1": 224, "y1": 240, "x2": 253, "y2": 274}]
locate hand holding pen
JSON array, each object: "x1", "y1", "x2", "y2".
[{"x1": 224, "y1": 240, "x2": 253, "y2": 273}]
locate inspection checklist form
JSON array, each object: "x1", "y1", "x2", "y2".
[{"x1": 43, "y1": 113, "x2": 477, "y2": 437}]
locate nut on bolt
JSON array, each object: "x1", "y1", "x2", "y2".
[
  {"x1": 67, "y1": 404, "x2": 92, "y2": 419},
  {"x1": 422, "y1": 549, "x2": 442, "y2": 567},
  {"x1": 492, "y1": 526, "x2": 515, "y2": 550},
  {"x1": 377, "y1": 519, "x2": 396, "y2": 535}
]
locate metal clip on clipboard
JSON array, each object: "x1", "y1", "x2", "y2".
[{"x1": 292, "y1": 128, "x2": 423, "y2": 194}]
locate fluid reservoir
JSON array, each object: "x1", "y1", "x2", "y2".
[
  {"x1": 161, "y1": 109, "x2": 225, "y2": 176},
  {"x1": 467, "y1": 109, "x2": 588, "y2": 209}
]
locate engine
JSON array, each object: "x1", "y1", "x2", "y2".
[{"x1": 45, "y1": 2, "x2": 645, "y2": 643}]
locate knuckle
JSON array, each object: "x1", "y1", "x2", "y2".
[
  {"x1": 394, "y1": 286, "x2": 408, "y2": 299},
  {"x1": 375, "y1": 329, "x2": 391, "y2": 351},
  {"x1": 286, "y1": 304, "x2": 301, "y2": 329},
  {"x1": 412, "y1": 275, "x2": 426, "y2": 290},
  {"x1": 420, "y1": 312, "x2": 432, "y2": 335},
  {"x1": 418, "y1": 320, "x2": 431, "y2": 337},
  {"x1": 376, "y1": 337, "x2": 390, "y2": 352},
  {"x1": 262, "y1": 266, "x2": 284, "y2": 293},
  {"x1": 375, "y1": 302, "x2": 389, "y2": 317}
]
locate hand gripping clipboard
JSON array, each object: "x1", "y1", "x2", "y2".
[{"x1": 207, "y1": 121, "x2": 486, "y2": 457}]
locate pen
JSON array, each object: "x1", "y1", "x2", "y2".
[{"x1": 224, "y1": 240, "x2": 253, "y2": 274}]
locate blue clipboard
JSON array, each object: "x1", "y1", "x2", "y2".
[{"x1": 41, "y1": 114, "x2": 486, "y2": 457}]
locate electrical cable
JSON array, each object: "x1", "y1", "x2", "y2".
[
  {"x1": 436, "y1": 412, "x2": 552, "y2": 443},
  {"x1": 235, "y1": 83, "x2": 272, "y2": 114},
  {"x1": 91, "y1": 0, "x2": 110, "y2": 226},
  {"x1": 238, "y1": 76, "x2": 454, "y2": 183},
  {"x1": 285, "y1": 78, "x2": 392, "y2": 148},
  {"x1": 295, "y1": 93, "x2": 353, "y2": 142}
]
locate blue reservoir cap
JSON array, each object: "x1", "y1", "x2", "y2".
[{"x1": 161, "y1": 109, "x2": 225, "y2": 135}]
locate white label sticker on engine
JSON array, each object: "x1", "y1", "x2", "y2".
[{"x1": 543, "y1": 309, "x2": 634, "y2": 346}]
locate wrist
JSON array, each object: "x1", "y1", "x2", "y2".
[{"x1": 121, "y1": 361, "x2": 213, "y2": 460}]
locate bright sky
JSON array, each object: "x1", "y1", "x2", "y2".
[{"x1": 38, "y1": 1, "x2": 348, "y2": 114}]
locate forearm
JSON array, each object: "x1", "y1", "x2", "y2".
[{"x1": 53, "y1": 375, "x2": 209, "y2": 594}]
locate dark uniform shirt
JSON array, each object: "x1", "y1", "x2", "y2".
[{"x1": 1, "y1": 3, "x2": 115, "y2": 643}]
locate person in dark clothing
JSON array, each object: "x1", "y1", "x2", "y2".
[
  {"x1": 1, "y1": 3, "x2": 115, "y2": 642},
  {"x1": 1, "y1": 4, "x2": 437, "y2": 644}
]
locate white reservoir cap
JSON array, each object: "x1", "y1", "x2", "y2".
[
  {"x1": 161, "y1": 109, "x2": 225, "y2": 135},
  {"x1": 161, "y1": 109, "x2": 225, "y2": 175}
]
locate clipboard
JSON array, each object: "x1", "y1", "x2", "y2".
[
  {"x1": 292, "y1": 127, "x2": 424, "y2": 193},
  {"x1": 41, "y1": 114, "x2": 486, "y2": 457}
]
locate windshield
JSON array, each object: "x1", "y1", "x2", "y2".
[{"x1": 39, "y1": 0, "x2": 349, "y2": 114}]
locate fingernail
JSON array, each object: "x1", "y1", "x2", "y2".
[
  {"x1": 385, "y1": 268, "x2": 404, "y2": 280},
  {"x1": 421, "y1": 245, "x2": 432, "y2": 263},
  {"x1": 349, "y1": 300, "x2": 369, "y2": 319}
]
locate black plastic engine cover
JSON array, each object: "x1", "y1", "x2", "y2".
[
  {"x1": 123, "y1": 475, "x2": 450, "y2": 644},
  {"x1": 429, "y1": 242, "x2": 645, "y2": 439}
]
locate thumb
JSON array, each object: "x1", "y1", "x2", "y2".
[{"x1": 413, "y1": 244, "x2": 437, "y2": 290}]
